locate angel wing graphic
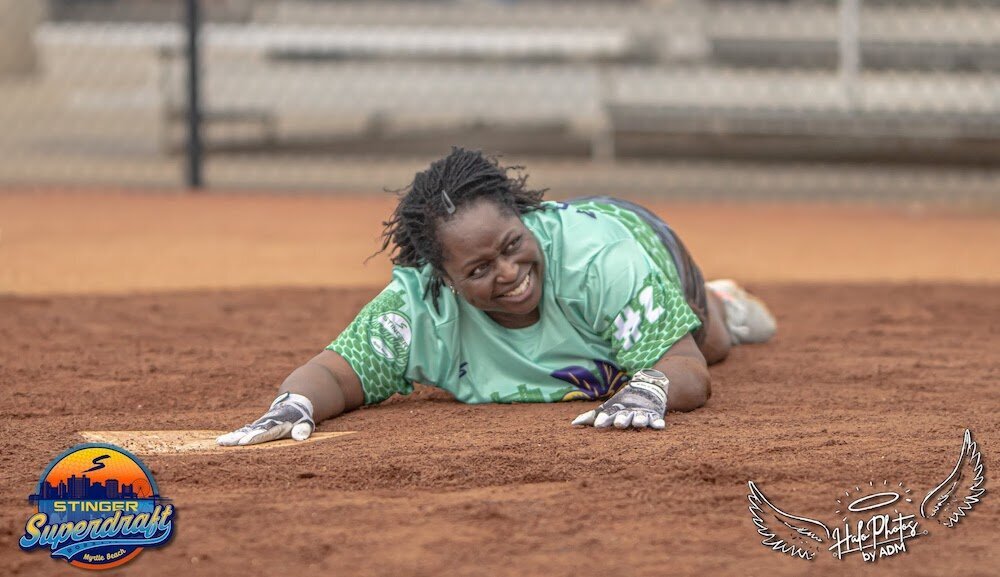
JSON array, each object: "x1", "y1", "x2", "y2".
[
  {"x1": 920, "y1": 429, "x2": 986, "y2": 528},
  {"x1": 748, "y1": 481, "x2": 832, "y2": 560}
]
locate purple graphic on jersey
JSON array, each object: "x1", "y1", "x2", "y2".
[{"x1": 551, "y1": 360, "x2": 629, "y2": 401}]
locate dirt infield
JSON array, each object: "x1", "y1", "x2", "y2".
[
  {"x1": 1, "y1": 192, "x2": 998, "y2": 576},
  {"x1": 3, "y1": 192, "x2": 1000, "y2": 294}
]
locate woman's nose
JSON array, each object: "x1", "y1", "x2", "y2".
[{"x1": 495, "y1": 257, "x2": 518, "y2": 283}]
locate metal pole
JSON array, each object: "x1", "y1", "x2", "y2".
[
  {"x1": 839, "y1": 0, "x2": 860, "y2": 109},
  {"x1": 184, "y1": 0, "x2": 203, "y2": 189}
]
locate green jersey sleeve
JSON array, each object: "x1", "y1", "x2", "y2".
[
  {"x1": 581, "y1": 239, "x2": 702, "y2": 373},
  {"x1": 326, "y1": 280, "x2": 415, "y2": 405}
]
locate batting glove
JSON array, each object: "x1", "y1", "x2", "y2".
[
  {"x1": 217, "y1": 392, "x2": 315, "y2": 446},
  {"x1": 571, "y1": 369, "x2": 669, "y2": 430}
]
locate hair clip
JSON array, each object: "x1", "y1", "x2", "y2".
[{"x1": 441, "y1": 189, "x2": 456, "y2": 214}]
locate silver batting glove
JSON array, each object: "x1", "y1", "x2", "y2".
[
  {"x1": 571, "y1": 369, "x2": 669, "y2": 430},
  {"x1": 217, "y1": 392, "x2": 315, "y2": 446}
]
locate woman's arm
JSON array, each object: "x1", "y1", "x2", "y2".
[
  {"x1": 217, "y1": 350, "x2": 365, "y2": 446},
  {"x1": 278, "y1": 349, "x2": 365, "y2": 421},
  {"x1": 650, "y1": 333, "x2": 711, "y2": 412},
  {"x1": 571, "y1": 332, "x2": 710, "y2": 429}
]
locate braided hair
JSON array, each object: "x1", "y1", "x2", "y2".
[{"x1": 375, "y1": 147, "x2": 547, "y2": 303}]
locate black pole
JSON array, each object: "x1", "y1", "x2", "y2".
[{"x1": 184, "y1": 0, "x2": 203, "y2": 189}]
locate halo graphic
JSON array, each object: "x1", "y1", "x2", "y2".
[{"x1": 847, "y1": 491, "x2": 901, "y2": 513}]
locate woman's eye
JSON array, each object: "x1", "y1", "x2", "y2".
[
  {"x1": 470, "y1": 264, "x2": 489, "y2": 278},
  {"x1": 505, "y1": 237, "x2": 522, "y2": 253}
]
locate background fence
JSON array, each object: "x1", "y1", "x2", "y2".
[{"x1": 2, "y1": 0, "x2": 999, "y2": 204}]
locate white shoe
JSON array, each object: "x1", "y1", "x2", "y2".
[{"x1": 706, "y1": 279, "x2": 777, "y2": 345}]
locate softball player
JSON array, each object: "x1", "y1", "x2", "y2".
[{"x1": 219, "y1": 148, "x2": 775, "y2": 445}]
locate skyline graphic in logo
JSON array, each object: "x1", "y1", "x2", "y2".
[{"x1": 20, "y1": 443, "x2": 175, "y2": 570}]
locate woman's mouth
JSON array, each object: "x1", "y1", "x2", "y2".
[{"x1": 499, "y1": 270, "x2": 531, "y2": 300}]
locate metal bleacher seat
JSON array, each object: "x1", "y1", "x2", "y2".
[
  {"x1": 604, "y1": 2, "x2": 1000, "y2": 152},
  {"x1": 33, "y1": 1, "x2": 1000, "y2": 160},
  {"x1": 607, "y1": 67, "x2": 1000, "y2": 141},
  {"x1": 709, "y1": 2, "x2": 1000, "y2": 71}
]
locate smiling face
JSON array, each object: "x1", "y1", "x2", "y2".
[{"x1": 437, "y1": 198, "x2": 544, "y2": 328}]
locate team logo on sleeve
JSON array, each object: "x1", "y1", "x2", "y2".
[
  {"x1": 369, "y1": 312, "x2": 412, "y2": 368},
  {"x1": 20, "y1": 443, "x2": 174, "y2": 570}
]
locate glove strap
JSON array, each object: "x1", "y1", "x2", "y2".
[
  {"x1": 630, "y1": 369, "x2": 669, "y2": 402},
  {"x1": 270, "y1": 392, "x2": 315, "y2": 416},
  {"x1": 629, "y1": 381, "x2": 667, "y2": 405}
]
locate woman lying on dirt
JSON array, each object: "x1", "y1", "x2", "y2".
[{"x1": 218, "y1": 147, "x2": 776, "y2": 446}]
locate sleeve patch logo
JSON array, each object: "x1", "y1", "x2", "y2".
[
  {"x1": 369, "y1": 337, "x2": 395, "y2": 360},
  {"x1": 368, "y1": 312, "x2": 411, "y2": 367}
]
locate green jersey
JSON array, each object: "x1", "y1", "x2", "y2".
[{"x1": 328, "y1": 200, "x2": 701, "y2": 405}]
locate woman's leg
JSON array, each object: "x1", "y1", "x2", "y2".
[
  {"x1": 699, "y1": 286, "x2": 732, "y2": 365},
  {"x1": 705, "y1": 279, "x2": 777, "y2": 346}
]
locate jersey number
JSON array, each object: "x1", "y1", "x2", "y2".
[{"x1": 612, "y1": 286, "x2": 664, "y2": 350}]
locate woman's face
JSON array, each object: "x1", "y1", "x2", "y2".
[{"x1": 437, "y1": 198, "x2": 544, "y2": 328}]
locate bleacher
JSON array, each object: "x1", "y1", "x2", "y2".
[{"x1": 29, "y1": 0, "x2": 1000, "y2": 160}]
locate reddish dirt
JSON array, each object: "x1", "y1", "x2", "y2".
[{"x1": 1, "y1": 192, "x2": 998, "y2": 576}]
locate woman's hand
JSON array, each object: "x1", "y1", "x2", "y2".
[
  {"x1": 217, "y1": 392, "x2": 315, "y2": 446},
  {"x1": 571, "y1": 369, "x2": 669, "y2": 430},
  {"x1": 217, "y1": 350, "x2": 364, "y2": 447}
]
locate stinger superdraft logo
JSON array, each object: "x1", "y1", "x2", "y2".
[{"x1": 19, "y1": 443, "x2": 175, "y2": 570}]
